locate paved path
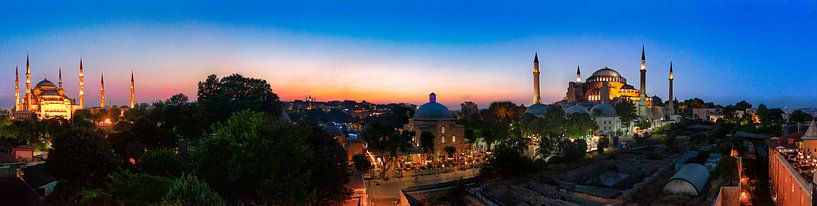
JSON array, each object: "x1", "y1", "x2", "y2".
[{"x1": 366, "y1": 168, "x2": 480, "y2": 200}]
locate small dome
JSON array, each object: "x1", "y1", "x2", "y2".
[
  {"x1": 590, "y1": 103, "x2": 617, "y2": 117},
  {"x1": 526, "y1": 103, "x2": 547, "y2": 117},
  {"x1": 565, "y1": 104, "x2": 589, "y2": 115},
  {"x1": 413, "y1": 93, "x2": 453, "y2": 120}
]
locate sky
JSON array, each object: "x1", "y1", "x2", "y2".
[{"x1": 1, "y1": 1, "x2": 816, "y2": 109}]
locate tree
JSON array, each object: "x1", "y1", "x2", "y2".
[
  {"x1": 597, "y1": 136, "x2": 610, "y2": 153},
  {"x1": 141, "y1": 148, "x2": 187, "y2": 178},
  {"x1": 197, "y1": 74, "x2": 283, "y2": 131},
  {"x1": 444, "y1": 146, "x2": 456, "y2": 158},
  {"x1": 47, "y1": 121, "x2": 119, "y2": 202},
  {"x1": 193, "y1": 111, "x2": 350, "y2": 204},
  {"x1": 108, "y1": 170, "x2": 173, "y2": 205},
  {"x1": 614, "y1": 100, "x2": 637, "y2": 124},
  {"x1": 162, "y1": 174, "x2": 225, "y2": 206},
  {"x1": 420, "y1": 131, "x2": 436, "y2": 155},
  {"x1": 480, "y1": 141, "x2": 538, "y2": 177},
  {"x1": 790, "y1": 109, "x2": 813, "y2": 123},
  {"x1": 566, "y1": 113, "x2": 597, "y2": 138},
  {"x1": 734, "y1": 100, "x2": 752, "y2": 111},
  {"x1": 352, "y1": 153, "x2": 371, "y2": 172},
  {"x1": 360, "y1": 119, "x2": 412, "y2": 178}
]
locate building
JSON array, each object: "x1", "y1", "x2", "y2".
[
  {"x1": 525, "y1": 53, "x2": 548, "y2": 117},
  {"x1": 405, "y1": 93, "x2": 466, "y2": 159},
  {"x1": 590, "y1": 103, "x2": 621, "y2": 137},
  {"x1": 663, "y1": 163, "x2": 709, "y2": 196},
  {"x1": 565, "y1": 66, "x2": 643, "y2": 104},
  {"x1": 11, "y1": 55, "x2": 136, "y2": 120},
  {"x1": 767, "y1": 120, "x2": 817, "y2": 206}
]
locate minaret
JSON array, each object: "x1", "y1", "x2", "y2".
[
  {"x1": 58, "y1": 67, "x2": 63, "y2": 88},
  {"x1": 79, "y1": 58, "x2": 85, "y2": 109},
  {"x1": 532, "y1": 53, "x2": 542, "y2": 104},
  {"x1": 25, "y1": 54, "x2": 31, "y2": 110},
  {"x1": 668, "y1": 62, "x2": 674, "y2": 115},
  {"x1": 640, "y1": 46, "x2": 646, "y2": 96},
  {"x1": 637, "y1": 46, "x2": 649, "y2": 119},
  {"x1": 14, "y1": 65, "x2": 19, "y2": 110},
  {"x1": 100, "y1": 73, "x2": 105, "y2": 107},
  {"x1": 576, "y1": 65, "x2": 581, "y2": 83},
  {"x1": 130, "y1": 71, "x2": 135, "y2": 108}
]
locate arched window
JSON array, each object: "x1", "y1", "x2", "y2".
[
  {"x1": 452, "y1": 135, "x2": 456, "y2": 143},
  {"x1": 442, "y1": 136, "x2": 445, "y2": 144},
  {"x1": 441, "y1": 126, "x2": 446, "y2": 134}
]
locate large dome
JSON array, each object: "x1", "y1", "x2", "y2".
[
  {"x1": 413, "y1": 93, "x2": 453, "y2": 120},
  {"x1": 526, "y1": 103, "x2": 547, "y2": 117},
  {"x1": 590, "y1": 103, "x2": 618, "y2": 117},
  {"x1": 587, "y1": 67, "x2": 627, "y2": 83},
  {"x1": 34, "y1": 79, "x2": 60, "y2": 95},
  {"x1": 35, "y1": 79, "x2": 57, "y2": 88}
]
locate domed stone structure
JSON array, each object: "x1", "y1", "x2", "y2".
[
  {"x1": 590, "y1": 103, "x2": 618, "y2": 117},
  {"x1": 526, "y1": 103, "x2": 547, "y2": 117},
  {"x1": 405, "y1": 93, "x2": 466, "y2": 162},
  {"x1": 565, "y1": 104, "x2": 589, "y2": 115},
  {"x1": 566, "y1": 66, "x2": 641, "y2": 103},
  {"x1": 413, "y1": 93, "x2": 453, "y2": 120}
]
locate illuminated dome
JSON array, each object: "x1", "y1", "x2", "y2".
[
  {"x1": 34, "y1": 79, "x2": 60, "y2": 95},
  {"x1": 413, "y1": 93, "x2": 453, "y2": 120},
  {"x1": 587, "y1": 67, "x2": 627, "y2": 83},
  {"x1": 565, "y1": 104, "x2": 589, "y2": 115},
  {"x1": 526, "y1": 103, "x2": 547, "y2": 117},
  {"x1": 590, "y1": 103, "x2": 618, "y2": 117}
]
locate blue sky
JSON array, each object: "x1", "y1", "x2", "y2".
[{"x1": 1, "y1": 1, "x2": 816, "y2": 109}]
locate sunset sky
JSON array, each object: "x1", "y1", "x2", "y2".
[{"x1": 1, "y1": 1, "x2": 816, "y2": 109}]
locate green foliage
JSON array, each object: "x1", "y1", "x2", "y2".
[
  {"x1": 614, "y1": 100, "x2": 637, "y2": 123},
  {"x1": 420, "y1": 131, "x2": 435, "y2": 154},
  {"x1": 790, "y1": 109, "x2": 813, "y2": 123},
  {"x1": 108, "y1": 170, "x2": 173, "y2": 205},
  {"x1": 193, "y1": 110, "x2": 350, "y2": 205},
  {"x1": 714, "y1": 156, "x2": 738, "y2": 182},
  {"x1": 141, "y1": 148, "x2": 187, "y2": 177},
  {"x1": 445, "y1": 146, "x2": 456, "y2": 157},
  {"x1": 162, "y1": 174, "x2": 225, "y2": 206},
  {"x1": 566, "y1": 113, "x2": 597, "y2": 138},
  {"x1": 197, "y1": 74, "x2": 283, "y2": 132},
  {"x1": 47, "y1": 123, "x2": 118, "y2": 190},
  {"x1": 352, "y1": 153, "x2": 371, "y2": 172},
  {"x1": 597, "y1": 136, "x2": 610, "y2": 153},
  {"x1": 480, "y1": 141, "x2": 539, "y2": 177},
  {"x1": 360, "y1": 119, "x2": 413, "y2": 177}
]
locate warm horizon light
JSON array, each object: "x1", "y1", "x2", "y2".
[{"x1": 2, "y1": 1, "x2": 816, "y2": 109}]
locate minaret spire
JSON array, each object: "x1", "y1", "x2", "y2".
[
  {"x1": 668, "y1": 62, "x2": 674, "y2": 115},
  {"x1": 15, "y1": 65, "x2": 19, "y2": 110},
  {"x1": 25, "y1": 54, "x2": 31, "y2": 110},
  {"x1": 130, "y1": 70, "x2": 135, "y2": 108},
  {"x1": 638, "y1": 46, "x2": 649, "y2": 118},
  {"x1": 100, "y1": 73, "x2": 105, "y2": 107},
  {"x1": 58, "y1": 66, "x2": 63, "y2": 88},
  {"x1": 532, "y1": 53, "x2": 542, "y2": 104},
  {"x1": 576, "y1": 65, "x2": 581, "y2": 83},
  {"x1": 79, "y1": 58, "x2": 85, "y2": 109}
]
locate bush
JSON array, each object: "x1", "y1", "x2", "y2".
[
  {"x1": 141, "y1": 148, "x2": 187, "y2": 177},
  {"x1": 108, "y1": 171, "x2": 173, "y2": 205},
  {"x1": 162, "y1": 174, "x2": 224, "y2": 206}
]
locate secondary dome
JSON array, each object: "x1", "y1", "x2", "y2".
[
  {"x1": 590, "y1": 103, "x2": 617, "y2": 117},
  {"x1": 565, "y1": 104, "x2": 589, "y2": 115},
  {"x1": 413, "y1": 93, "x2": 453, "y2": 120},
  {"x1": 526, "y1": 103, "x2": 547, "y2": 117}
]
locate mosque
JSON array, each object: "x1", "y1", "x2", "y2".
[
  {"x1": 404, "y1": 93, "x2": 467, "y2": 162},
  {"x1": 11, "y1": 55, "x2": 136, "y2": 120},
  {"x1": 526, "y1": 47, "x2": 680, "y2": 133}
]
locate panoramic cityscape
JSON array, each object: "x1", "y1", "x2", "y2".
[{"x1": 1, "y1": 1, "x2": 816, "y2": 206}]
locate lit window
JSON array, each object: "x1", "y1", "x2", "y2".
[
  {"x1": 452, "y1": 135, "x2": 456, "y2": 142},
  {"x1": 442, "y1": 136, "x2": 445, "y2": 143},
  {"x1": 441, "y1": 126, "x2": 445, "y2": 134}
]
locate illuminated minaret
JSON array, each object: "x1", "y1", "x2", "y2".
[
  {"x1": 58, "y1": 67, "x2": 63, "y2": 88},
  {"x1": 640, "y1": 46, "x2": 646, "y2": 96},
  {"x1": 130, "y1": 71, "x2": 135, "y2": 108},
  {"x1": 25, "y1": 54, "x2": 31, "y2": 110},
  {"x1": 532, "y1": 53, "x2": 542, "y2": 104},
  {"x1": 100, "y1": 74, "x2": 105, "y2": 107},
  {"x1": 576, "y1": 65, "x2": 581, "y2": 83},
  {"x1": 79, "y1": 58, "x2": 85, "y2": 109},
  {"x1": 14, "y1": 65, "x2": 19, "y2": 110},
  {"x1": 668, "y1": 62, "x2": 674, "y2": 114}
]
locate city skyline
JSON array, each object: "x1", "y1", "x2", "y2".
[{"x1": 2, "y1": 1, "x2": 816, "y2": 109}]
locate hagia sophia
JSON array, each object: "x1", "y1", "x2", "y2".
[
  {"x1": 10, "y1": 55, "x2": 135, "y2": 120},
  {"x1": 527, "y1": 46, "x2": 681, "y2": 134}
]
